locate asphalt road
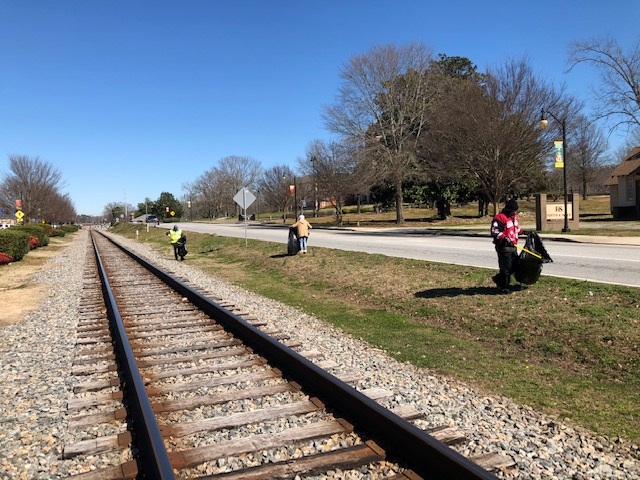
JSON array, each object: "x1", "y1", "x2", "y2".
[{"x1": 164, "y1": 222, "x2": 640, "y2": 288}]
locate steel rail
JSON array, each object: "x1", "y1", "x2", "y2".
[
  {"x1": 98, "y1": 231, "x2": 497, "y2": 480},
  {"x1": 91, "y1": 231, "x2": 177, "y2": 479}
]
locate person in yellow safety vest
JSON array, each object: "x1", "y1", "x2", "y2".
[{"x1": 166, "y1": 225, "x2": 186, "y2": 260}]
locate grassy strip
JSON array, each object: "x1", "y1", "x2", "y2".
[{"x1": 112, "y1": 223, "x2": 640, "y2": 442}]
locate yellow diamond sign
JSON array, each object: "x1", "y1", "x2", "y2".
[{"x1": 15, "y1": 210, "x2": 24, "y2": 220}]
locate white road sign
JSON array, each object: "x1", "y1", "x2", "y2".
[{"x1": 233, "y1": 187, "x2": 256, "y2": 209}]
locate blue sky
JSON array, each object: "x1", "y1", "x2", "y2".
[{"x1": 1, "y1": 1, "x2": 639, "y2": 216}]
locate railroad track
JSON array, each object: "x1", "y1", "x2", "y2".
[{"x1": 61, "y1": 230, "x2": 512, "y2": 479}]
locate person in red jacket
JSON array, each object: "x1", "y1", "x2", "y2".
[{"x1": 491, "y1": 198, "x2": 524, "y2": 293}]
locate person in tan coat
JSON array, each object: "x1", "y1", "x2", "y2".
[{"x1": 291, "y1": 214, "x2": 312, "y2": 253}]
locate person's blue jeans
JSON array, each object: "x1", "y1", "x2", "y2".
[{"x1": 299, "y1": 236, "x2": 308, "y2": 252}]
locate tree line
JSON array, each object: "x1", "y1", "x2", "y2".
[
  {"x1": 3, "y1": 36, "x2": 638, "y2": 225},
  {"x1": 0, "y1": 155, "x2": 76, "y2": 225},
  {"x1": 173, "y1": 38, "x2": 637, "y2": 225},
  {"x1": 162, "y1": 38, "x2": 640, "y2": 225}
]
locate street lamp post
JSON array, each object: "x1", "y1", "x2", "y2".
[
  {"x1": 539, "y1": 108, "x2": 570, "y2": 233},
  {"x1": 283, "y1": 173, "x2": 298, "y2": 217},
  {"x1": 310, "y1": 156, "x2": 319, "y2": 217}
]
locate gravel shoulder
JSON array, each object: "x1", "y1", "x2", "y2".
[
  {"x1": 1, "y1": 229, "x2": 638, "y2": 479},
  {"x1": 0, "y1": 237, "x2": 70, "y2": 327}
]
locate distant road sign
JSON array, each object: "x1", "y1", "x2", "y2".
[
  {"x1": 233, "y1": 187, "x2": 256, "y2": 209},
  {"x1": 15, "y1": 210, "x2": 24, "y2": 220}
]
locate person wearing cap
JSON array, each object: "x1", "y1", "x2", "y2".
[
  {"x1": 491, "y1": 198, "x2": 524, "y2": 293},
  {"x1": 291, "y1": 214, "x2": 312, "y2": 254},
  {"x1": 166, "y1": 224, "x2": 186, "y2": 260}
]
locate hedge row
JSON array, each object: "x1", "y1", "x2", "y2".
[
  {"x1": 12, "y1": 224, "x2": 50, "y2": 246},
  {"x1": 0, "y1": 230, "x2": 30, "y2": 262},
  {"x1": 0, "y1": 224, "x2": 80, "y2": 264},
  {"x1": 60, "y1": 224, "x2": 80, "y2": 233}
]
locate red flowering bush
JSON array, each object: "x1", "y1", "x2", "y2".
[
  {"x1": 41, "y1": 224, "x2": 64, "y2": 237},
  {"x1": 0, "y1": 230, "x2": 30, "y2": 261},
  {"x1": 28, "y1": 235, "x2": 39, "y2": 249},
  {"x1": 12, "y1": 225, "x2": 49, "y2": 247},
  {"x1": 0, "y1": 252, "x2": 13, "y2": 265}
]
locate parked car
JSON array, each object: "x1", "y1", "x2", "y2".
[{"x1": 146, "y1": 215, "x2": 159, "y2": 224}]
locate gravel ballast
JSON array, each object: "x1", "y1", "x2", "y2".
[{"x1": 0, "y1": 229, "x2": 638, "y2": 479}]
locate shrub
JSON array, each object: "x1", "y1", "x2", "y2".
[
  {"x1": 28, "y1": 235, "x2": 39, "y2": 249},
  {"x1": 0, "y1": 252, "x2": 14, "y2": 264},
  {"x1": 13, "y1": 224, "x2": 49, "y2": 247},
  {"x1": 60, "y1": 224, "x2": 80, "y2": 233},
  {"x1": 40, "y1": 224, "x2": 65, "y2": 237},
  {"x1": 0, "y1": 230, "x2": 30, "y2": 261},
  {"x1": 342, "y1": 205, "x2": 376, "y2": 214}
]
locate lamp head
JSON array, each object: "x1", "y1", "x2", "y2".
[{"x1": 539, "y1": 108, "x2": 548, "y2": 129}]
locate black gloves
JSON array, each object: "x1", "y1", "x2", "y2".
[{"x1": 504, "y1": 238, "x2": 514, "y2": 247}]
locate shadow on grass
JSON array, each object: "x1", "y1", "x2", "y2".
[
  {"x1": 342, "y1": 215, "x2": 484, "y2": 227},
  {"x1": 415, "y1": 286, "x2": 515, "y2": 298},
  {"x1": 580, "y1": 215, "x2": 620, "y2": 222}
]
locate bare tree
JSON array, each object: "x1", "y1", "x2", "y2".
[
  {"x1": 190, "y1": 156, "x2": 262, "y2": 219},
  {"x1": 427, "y1": 57, "x2": 569, "y2": 214},
  {"x1": 570, "y1": 115, "x2": 610, "y2": 199},
  {"x1": 0, "y1": 155, "x2": 66, "y2": 223},
  {"x1": 323, "y1": 42, "x2": 436, "y2": 223},
  {"x1": 192, "y1": 169, "x2": 226, "y2": 218},
  {"x1": 614, "y1": 132, "x2": 640, "y2": 161},
  {"x1": 181, "y1": 181, "x2": 197, "y2": 220},
  {"x1": 568, "y1": 36, "x2": 640, "y2": 131},
  {"x1": 300, "y1": 139, "x2": 358, "y2": 225},
  {"x1": 44, "y1": 192, "x2": 76, "y2": 225},
  {"x1": 214, "y1": 156, "x2": 262, "y2": 216},
  {"x1": 102, "y1": 202, "x2": 125, "y2": 225},
  {"x1": 256, "y1": 165, "x2": 295, "y2": 221}
]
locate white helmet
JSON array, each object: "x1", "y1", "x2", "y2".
[{"x1": 298, "y1": 215, "x2": 305, "y2": 220}]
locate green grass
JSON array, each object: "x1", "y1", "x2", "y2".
[{"x1": 111, "y1": 211, "x2": 640, "y2": 442}]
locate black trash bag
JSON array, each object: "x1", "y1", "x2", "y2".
[
  {"x1": 177, "y1": 235, "x2": 187, "y2": 258},
  {"x1": 514, "y1": 232, "x2": 553, "y2": 285},
  {"x1": 287, "y1": 227, "x2": 299, "y2": 256}
]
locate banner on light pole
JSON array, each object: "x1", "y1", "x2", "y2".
[{"x1": 554, "y1": 141, "x2": 564, "y2": 168}]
